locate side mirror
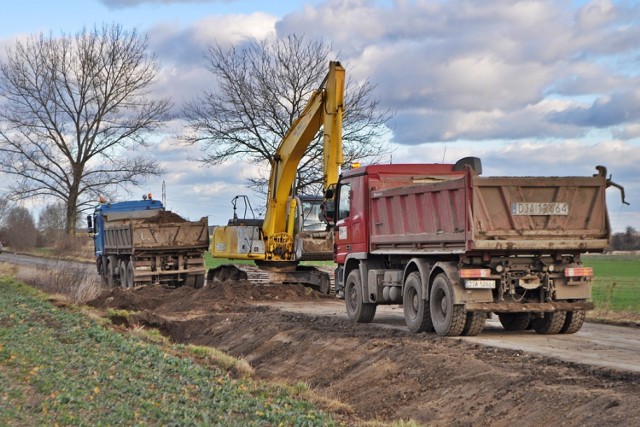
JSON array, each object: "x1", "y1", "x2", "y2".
[{"x1": 87, "y1": 215, "x2": 93, "y2": 233}]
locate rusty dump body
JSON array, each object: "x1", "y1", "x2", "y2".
[
  {"x1": 368, "y1": 167, "x2": 609, "y2": 255},
  {"x1": 335, "y1": 158, "x2": 614, "y2": 336},
  {"x1": 103, "y1": 210, "x2": 209, "y2": 253},
  {"x1": 92, "y1": 200, "x2": 209, "y2": 288}
]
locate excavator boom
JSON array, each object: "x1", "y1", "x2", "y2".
[{"x1": 262, "y1": 61, "x2": 344, "y2": 261}]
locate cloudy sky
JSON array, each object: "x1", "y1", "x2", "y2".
[{"x1": 1, "y1": 0, "x2": 638, "y2": 232}]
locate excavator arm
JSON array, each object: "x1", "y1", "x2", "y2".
[
  {"x1": 262, "y1": 61, "x2": 345, "y2": 261},
  {"x1": 210, "y1": 61, "x2": 345, "y2": 292}
]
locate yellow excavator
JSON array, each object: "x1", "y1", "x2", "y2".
[{"x1": 209, "y1": 61, "x2": 345, "y2": 293}]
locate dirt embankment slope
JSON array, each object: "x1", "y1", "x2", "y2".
[{"x1": 89, "y1": 281, "x2": 640, "y2": 426}]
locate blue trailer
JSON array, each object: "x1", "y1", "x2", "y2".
[{"x1": 89, "y1": 197, "x2": 209, "y2": 288}]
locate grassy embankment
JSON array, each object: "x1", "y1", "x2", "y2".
[
  {"x1": 0, "y1": 271, "x2": 337, "y2": 426},
  {"x1": 584, "y1": 254, "x2": 640, "y2": 322}
]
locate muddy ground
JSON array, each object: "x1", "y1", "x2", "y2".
[{"x1": 85, "y1": 280, "x2": 640, "y2": 426}]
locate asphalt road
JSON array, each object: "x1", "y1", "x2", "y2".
[{"x1": 0, "y1": 251, "x2": 94, "y2": 272}]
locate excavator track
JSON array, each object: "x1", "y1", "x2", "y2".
[{"x1": 207, "y1": 264, "x2": 335, "y2": 295}]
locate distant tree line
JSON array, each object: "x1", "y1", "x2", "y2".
[
  {"x1": 609, "y1": 227, "x2": 640, "y2": 251},
  {"x1": 0, "y1": 197, "x2": 85, "y2": 251}
]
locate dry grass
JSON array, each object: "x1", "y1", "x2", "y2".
[
  {"x1": 187, "y1": 344, "x2": 256, "y2": 379},
  {"x1": 9, "y1": 262, "x2": 103, "y2": 304},
  {"x1": 587, "y1": 309, "x2": 640, "y2": 326}
]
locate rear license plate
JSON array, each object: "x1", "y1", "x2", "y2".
[
  {"x1": 465, "y1": 279, "x2": 495, "y2": 289},
  {"x1": 511, "y1": 202, "x2": 569, "y2": 216}
]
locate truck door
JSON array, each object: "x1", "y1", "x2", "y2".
[{"x1": 335, "y1": 176, "x2": 367, "y2": 263}]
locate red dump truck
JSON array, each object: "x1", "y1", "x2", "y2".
[{"x1": 333, "y1": 157, "x2": 618, "y2": 336}]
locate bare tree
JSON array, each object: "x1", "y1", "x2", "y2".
[
  {"x1": 0, "y1": 24, "x2": 171, "y2": 236},
  {"x1": 38, "y1": 201, "x2": 67, "y2": 245},
  {"x1": 181, "y1": 34, "x2": 392, "y2": 200},
  {"x1": 0, "y1": 197, "x2": 9, "y2": 229},
  {"x1": 3, "y1": 206, "x2": 38, "y2": 250}
]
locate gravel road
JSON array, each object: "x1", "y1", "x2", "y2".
[{"x1": 259, "y1": 299, "x2": 640, "y2": 373}]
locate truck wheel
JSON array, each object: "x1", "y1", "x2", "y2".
[
  {"x1": 107, "y1": 259, "x2": 118, "y2": 287},
  {"x1": 403, "y1": 272, "x2": 434, "y2": 333},
  {"x1": 126, "y1": 261, "x2": 135, "y2": 288},
  {"x1": 462, "y1": 312, "x2": 486, "y2": 336},
  {"x1": 560, "y1": 310, "x2": 586, "y2": 334},
  {"x1": 497, "y1": 313, "x2": 531, "y2": 331},
  {"x1": 193, "y1": 274, "x2": 205, "y2": 289},
  {"x1": 532, "y1": 311, "x2": 567, "y2": 334},
  {"x1": 119, "y1": 260, "x2": 130, "y2": 289},
  {"x1": 430, "y1": 273, "x2": 466, "y2": 336},
  {"x1": 345, "y1": 270, "x2": 376, "y2": 323}
]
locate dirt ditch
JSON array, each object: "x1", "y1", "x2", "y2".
[{"x1": 88, "y1": 281, "x2": 640, "y2": 426}]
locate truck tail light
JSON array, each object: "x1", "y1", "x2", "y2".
[
  {"x1": 460, "y1": 269, "x2": 492, "y2": 278},
  {"x1": 564, "y1": 267, "x2": 593, "y2": 278}
]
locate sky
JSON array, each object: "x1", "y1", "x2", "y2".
[{"x1": 0, "y1": 0, "x2": 639, "y2": 233}]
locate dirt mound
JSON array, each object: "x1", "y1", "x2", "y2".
[
  {"x1": 89, "y1": 280, "x2": 330, "y2": 313},
  {"x1": 144, "y1": 210, "x2": 186, "y2": 224},
  {"x1": 88, "y1": 282, "x2": 640, "y2": 426}
]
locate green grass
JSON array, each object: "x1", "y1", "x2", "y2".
[
  {"x1": 204, "y1": 252, "x2": 334, "y2": 270},
  {"x1": 0, "y1": 277, "x2": 335, "y2": 426},
  {"x1": 584, "y1": 254, "x2": 640, "y2": 313}
]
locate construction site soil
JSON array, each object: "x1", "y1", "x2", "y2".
[{"x1": 88, "y1": 280, "x2": 640, "y2": 426}]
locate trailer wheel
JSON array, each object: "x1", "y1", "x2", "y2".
[
  {"x1": 462, "y1": 312, "x2": 486, "y2": 336},
  {"x1": 532, "y1": 311, "x2": 567, "y2": 334},
  {"x1": 497, "y1": 313, "x2": 531, "y2": 331},
  {"x1": 560, "y1": 310, "x2": 586, "y2": 334},
  {"x1": 403, "y1": 272, "x2": 434, "y2": 333},
  {"x1": 430, "y1": 273, "x2": 466, "y2": 336},
  {"x1": 345, "y1": 270, "x2": 376, "y2": 323}
]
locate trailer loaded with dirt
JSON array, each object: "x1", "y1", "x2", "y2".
[
  {"x1": 88, "y1": 197, "x2": 209, "y2": 288},
  {"x1": 333, "y1": 157, "x2": 624, "y2": 336}
]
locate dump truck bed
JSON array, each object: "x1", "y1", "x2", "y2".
[
  {"x1": 369, "y1": 171, "x2": 609, "y2": 254},
  {"x1": 102, "y1": 210, "x2": 209, "y2": 253}
]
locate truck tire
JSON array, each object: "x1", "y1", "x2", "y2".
[
  {"x1": 497, "y1": 313, "x2": 531, "y2": 331},
  {"x1": 532, "y1": 311, "x2": 567, "y2": 334},
  {"x1": 119, "y1": 260, "x2": 130, "y2": 289},
  {"x1": 193, "y1": 274, "x2": 205, "y2": 289},
  {"x1": 126, "y1": 261, "x2": 135, "y2": 288},
  {"x1": 462, "y1": 312, "x2": 486, "y2": 336},
  {"x1": 560, "y1": 310, "x2": 586, "y2": 334},
  {"x1": 107, "y1": 259, "x2": 118, "y2": 287},
  {"x1": 403, "y1": 272, "x2": 434, "y2": 333},
  {"x1": 430, "y1": 273, "x2": 466, "y2": 336},
  {"x1": 345, "y1": 270, "x2": 376, "y2": 323}
]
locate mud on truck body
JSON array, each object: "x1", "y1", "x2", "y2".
[
  {"x1": 333, "y1": 157, "x2": 620, "y2": 336},
  {"x1": 89, "y1": 197, "x2": 209, "y2": 288}
]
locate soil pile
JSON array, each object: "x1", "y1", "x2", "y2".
[
  {"x1": 87, "y1": 281, "x2": 640, "y2": 426},
  {"x1": 144, "y1": 210, "x2": 186, "y2": 224}
]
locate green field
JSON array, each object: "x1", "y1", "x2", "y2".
[
  {"x1": 0, "y1": 277, "x2": 335, "y2": 426},
  {"x1": 584, "y1": 254, "x2": 640, "y2": 314}
]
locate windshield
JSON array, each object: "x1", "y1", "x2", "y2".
[{"x1": 301, "y1": 198, "x2": 326, "y2": 232}]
